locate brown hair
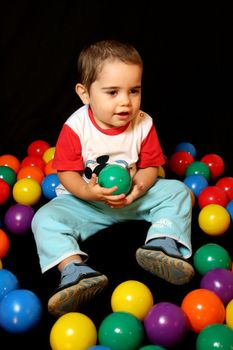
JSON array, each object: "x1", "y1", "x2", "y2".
[{"x1": 77, "y1": 39, "x2": 143, "y2": 91}]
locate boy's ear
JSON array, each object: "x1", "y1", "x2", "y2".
[{"x1": 75, "y1": 84, "x2": 90, "y2": 104}]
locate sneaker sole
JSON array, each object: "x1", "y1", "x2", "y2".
[
  {"x1": 136, "y1": 248, "x2": 194, "y2": 285},
  {"x1": 48, "y1": 274, "x2": 108, "y2": 317}
]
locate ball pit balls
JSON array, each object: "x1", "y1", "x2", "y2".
[
  {"x1": 41, "y1": 173, "x2": 60, "y2": 199},
  {"x1": 0, "y1": 268, "x2": 19, "y2": 302},
  {"x1": 174, "y1": 141, "x2": 197, "y2": 158},
  {"x1": 138, "y1": 346, "x2": 166, "y2": 350},
  {"x1": 50, "y1": 312, "x2": 97, "y2": 350},
  {"x1": 196, "y1": 323, "x2": 233, "y2": 350},
  {"x1": 0, "y1": 154, "x2": 21, "y2": 173},
  {"x1": 216, "y1": 176, "x2": 233, "y2": 200},
  {"x1": 226, "y1": 200, "x2": 233, "y2": 220},
  {"x1": 197, "y1": 185, "x2": 229, "y2": 208},
  {"x1": 0, "y1": 228, "x2": 10, "y2": 259},
  {"x1": 87, "y1": 346, "x2": 111, "y2": 350},
  {"x1": 200, "y1": 153, "x2": 225, "y2": 179},
  {"x1": 185, "y1": 161, "x2": 211, "y2": 180},
  {"x1": 0, "y1": 178, "x2": 10, "y2": 205},
  {"x1": 183, "y1": 174, "x2": 208, "y2": 197},
  {"x1": 45, "y1": 159, "x2": 57, "y2": 175},
  {"x1": 12, "y1": 178, "x2": 42, "y2": 205},
  {"x1": 98, "y1": 164, "x2": 132, "y2": 195},
  {"x1": 168, "y1": 151, "x2": 194, "y2": 177},
  {"x1": 111, "y1": 280, "x2": 154, "y2": 321},
  {"x1": 0, "y1": 289, "x2": 42, "y2": 333},
  {"x1": 17, "y1": 165, "x2": 45, "y2": 184},
  {"x1": 193, "y1": 243, "x2": 232, "y2": 275},
  {"x1": 42, "y1": 146, "x2": 56, "y2": 163},
  {"x1": 226, "y1": 299, "x2": 233, "y2": 329},
  {"x1": 198, "y1": 203, "x2": 230, "y2": 235},
  {"x1": 181, "y1": 288, "x2": 225, "y2": 333},
  {"x1": 200, "y1": 267, "x2": 233, "y2": 304},
  {"x1": 144, "y1": 302, "x2": 188, "y2": 348},
  {"x1": 4, "y1": 204, "x2": 35, "y2": 234},
  {"x1": 21, "y1": 155, "x2": 46, "y2": 172},
  {"x1": 27, "y1": 139, "x2": 50, "y2": 158},
  {"x1": 0, "y1": 165, "x2": 16, "y2": 187},
  {"x1": 98, "y1": 311, "x2": 144, "y2": 350}
]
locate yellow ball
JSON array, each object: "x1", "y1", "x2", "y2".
[
  {"x1": 198, "y1": 204, "x2": 230, "y2": 236},
  {"x1": 0, "y1": 260, "x2": 2, "y2": 268},
  {"x1": 12, "y1": 178, "x2": 42, "y2": 205},
  {"x1": 50, "y1": 312, "x2": 97, "y2": 350},
  {"x1": 43, "y1": 146, "x2": 56, "y2": 163},
  {"x1": 158, "y1": 166, "x2": 165, "y2": 178},
  {"x1": 111, "y1": 280, "x2": 154, "y2": 321},
  {"x1": 226, "y1": 299, "x2": 233, "y2": 329}
]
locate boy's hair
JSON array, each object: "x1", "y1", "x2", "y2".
[{"x1": 77, "y1": 39, "x2": 143, "y2": 91}]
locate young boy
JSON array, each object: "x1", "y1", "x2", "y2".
[{"x1": 32, "y1": 39, "x2": 194, "y2": 317}]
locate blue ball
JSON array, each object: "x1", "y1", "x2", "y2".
[
  {"x1": 41, "y1": 173, "x2": 60, "y2": 199},
  {"x1": 0, "y1": 289, "x2": 42, "y2": 333},
  {"x1": 174, "y1": 142, "x2": 197, "y2": 159},
  {"x1": 0, "y1": 269, "x2": 19, "y2": 302},
  {"x1": 183, "y1": 174, "x2": 208, "y2": 197},
  {"x1": 226, "y1": 200, "x2": 233, "y2": 221}
]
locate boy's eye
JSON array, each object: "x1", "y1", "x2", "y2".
[
  {"x1": 130, "y1": 89, "x2": 140, "y2": 94},
  {"x1": 107, "y1": 90, "x2": 117, "y2": 95}
]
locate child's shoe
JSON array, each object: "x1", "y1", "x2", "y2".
[{"x1": 48, "y1": 262, "x2": 108, "y2": 317}]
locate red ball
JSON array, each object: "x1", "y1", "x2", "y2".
[
  {"x1": 169, "y1": 151, "x2": 194, "y2": 177},
  {"x1": 216, "y1": 177, "x2": 233, "y2": 201},
  {"x1": 20, "y1": 155, "x2": 46, "y2": 173},
  {"x1": 201, "y1": 153, "x2": 225, "y2": 179},
  {"x1": 198, "y1": 185, "x2": 229, "y2": 209},
  {"x1": 27, "y1": 139, "x2": 50, "y2": 158},
  {"x1": 0, "y1": 179, "x2": 10, "y2": 205},
  {"x1": 0, "y1": 229, "x2": 10, "y2": 259}
]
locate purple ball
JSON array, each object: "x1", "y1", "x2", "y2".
[
  {"x1": 4, "y1": 204, "x2": 35, "y2": 234},
  {"x1": 144, "y1": 302, "x2": 188, "y2": 347},
  {"x1": 200, "y1": 268, "x2": 233, "y2": 304}
]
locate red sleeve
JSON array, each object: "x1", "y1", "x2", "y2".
[
  {"x1": 137, "y1": 124, "x2": 166, "y2": 168},
  {"x1": 52, "y1": 124, "x2": 84, "y2": 171}
]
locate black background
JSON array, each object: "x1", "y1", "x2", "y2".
[{"x1": 1, "y1": 1, "x2": 233, "y2": 349}]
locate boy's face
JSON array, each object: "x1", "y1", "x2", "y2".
[{"x1": 84, "y1": 60, "x2": 142, "y2": 129}]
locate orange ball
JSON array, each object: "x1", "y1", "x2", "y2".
[
  {"x1": 0, "y1": 154, "x2": 21, "y2": 173},
  {"x1": 17, "y1": 165, "x2": 45, "y2": 184},
  {"x1": 45, "y1": 159, "x2": 57, "y2": 176},
  {"x1": 181, "y1": 288, "x2": 225, "y2": 333},
  {"x1": 0, "y1": 228, "x2": 10, "y2": 259}
]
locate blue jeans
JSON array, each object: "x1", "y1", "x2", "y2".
[{"x1": 31, "y1": 178, "x2": 192, "y2": 273}]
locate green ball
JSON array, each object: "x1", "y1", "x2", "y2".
[
  {"x1": 0, "y1": 166, "x2": 16, "y2": 187},
  {"x1": 98, "y1": 164, "x2": 132, "y2": 195},
  {"x1": 98, "y1": 311, "x2": 144, "y2": 350},
  {"x1": 196, "y1": 324, "x2": 233, "y2": 350},
  {"x1": 138, "y1": 346, "x2": 166, "y2": 350},
  {"x1": 193, "y1": 243, "x2": 232, "y2": 275},
  {"x1": 185, "y1": 161, "x2": 211, "y2": 180}
]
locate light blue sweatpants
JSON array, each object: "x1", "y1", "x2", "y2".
[{"x1": 31, "y1": 178, "x2": 192, "y2": 273}]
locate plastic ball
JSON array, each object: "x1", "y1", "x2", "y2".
[
  {"x1": 0, "y1": 289, "x2": 42, "y2": 333},
  {"x1": 42, "y1": 146, "x2": 56, "y2": 163},
  {"x1": 138, "y1": 346, "x2": 166, "y2": 350},
  {"x1": 200, "y1": 153, "x2": 225, "y2": 179},
  {"x1": 174, "y1": 141, "x2": 197, "y2": 158},
  {"x1": 21, "y1": 155, "x2": 46, "y2": 172},
  {"x1": 196, "y1": 323, "x2": 233, "y2": 350},
  {"x1": 88, "y1": 347, "x2": 111, "y2": 350},
  {"x1": 168, "y1": 151, "x2": 194, "y2": 177},
  {"x1": 181, "y1": 288, "x2": 225, "y2": 333},
  {"x1": 0, "y1": 268, "x2": 19, "y2": 302},
  {"x1": 50, "y1": 312, "x2": 97, "y2": 350},
  {"x1": 198, "y1": 203, "x2": 231, "y2": 235},
  {"x1": 144, "y1": 302, "x2": 188, "y2": 348},
  {"x1": 158, "y1": 166, "x2": 165, "y2": 178},
  {"x1": 0, "y1": 154, "x2": 21, "y2": 173},
  {"x1": 41, "y1": 173, "x2": 60, "y2": 199},
  {"x1": 98, "y1": 311, "x2": 144, "y2": 350},
  {"x1": 0, "y1": 178, "x2": 10, "y2": 205},
  {"x1": 216, "y1": 176, "x2": 233, "y2": 201},
  {"x1": 226, "y1": 299, "x2": 233, "y2": 329},
  {"x1": 111, "y1": 280, "x2": 154, "y2": 321},
  {"x1": 183, "y1": 174, "x2": 208, "y2": 197},
  {"x1": 45, "y1": 159, "x2": 57, "y2": 175},
  {"x1": 197, "y1": 185, "x2": 229, "y2": 208},
  {"x1": 0, "y1": 165, "x2": 16, "y2": 187},
  {"x1": 4, "y1": 204, "x2": 35, "y2": 234},
  {"x1": 17, "y1": 165, "x2": 45, "y2": 184},
  {"x1": 193, "y1": 243, "x2": 232, "y2": 275},
  {"x1": 200, "y1": 268, "x2": 233, "y2": 304},
  {"x1": 0, "y1": 228, "x2": 10, "y2": 259},
  {"x1": 0, "y1": 260, "x2": 2, "y2": 268},
  {"x1": 12, "y1": 178, "x2": 42, "y2": 205},
  {"x1": 98, "y1": 164, "x2": 132, "y2": 195},
  {"x1": 27, "y1": 139, "x2": 50, "y2": 157},
  {"x1": 226, "y1": 200, "x2": 233, "y2": 220},
  {"x1": 185, "y1": 161, "x2": 211, "y2": 180}
]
